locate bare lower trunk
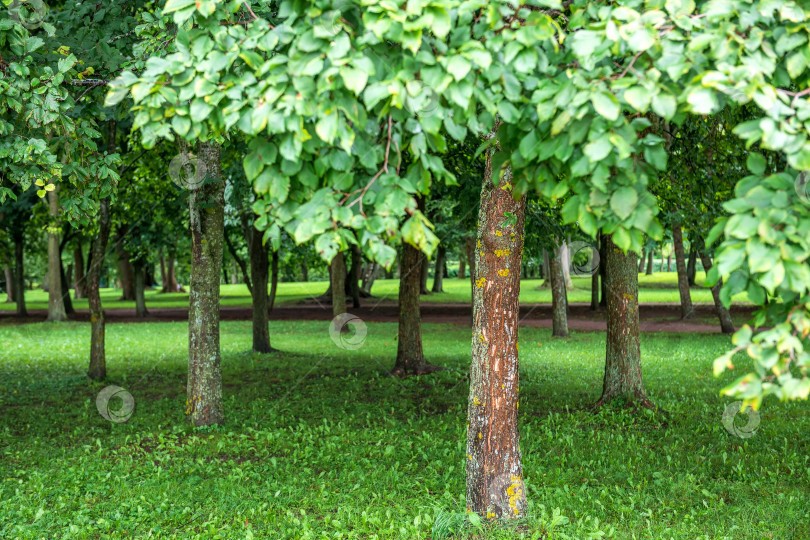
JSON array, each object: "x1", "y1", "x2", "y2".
[
  {"x1": 432, "y1": 244, "x2": 446, "y2": 293},
  {"x1": 269, "y1": 249, "x2": 279, "y2": 311},
  {"x1": 361, "y1": 262, "x2": 378, "y2": 294},
  {"x1": 394, "y1": 242, "x2": 435, "y2": 374},
  {"x1": 595, "y1": 236, "x2": 653, "y2": 408},
  {"x1": 466, "y1": 152, "x2": 527, "y2": 520},
  {"x1": 560, "y1": 241, "x2": 573, "y2": 289},
  {"x1": 686, "y1": 246, "x2": 697, "y2": 286},
  {"x1": 134, "y1": 259, "x2": 149, "y2": 317},
  {"x1": 186, "y1": 140, "x2": 225, "y2": 427},
  {"x1": 13, "y1": 234, "x2": 26, "y2": 315},
  {"x1": 645, "y1": 249, "x2": 654, "y2": 275},
  {"x1": 540, "y1": 249, "x2": 551, "y2": 288},
  {"x1": 419, "y1": 251, "x2": 430, "y2": 295},
  {"x1": 87, "y1": 197, "x2": 111, "y2": 380},
  {"x1": 638, "y1": 249, "x2": 646, "y2": 273},
  {"x1": 300, "y1": 262, "x2": 308, "y2": 282},
  {"x1": 697, "y1": 245, "x2": 735, "y2": 334},
  {"x1": 672, "y1": 223, "x2": 695, "y2": 319},
  {"x1": 4, "y1": 266, "x2": 13, "y2": 302},
  {"x1": 550, "y1": 244, "x2": 569, "y2": 337},
  {"x1": 247, "y1": 224, "x2": 271, "y2": 353},
  {"x1": 59, "y1": 256, "x2": 75, "y2": 315},
  {"x1": 666, "y1": 253, "x2": 672, "y2": 272},
  {"x1": 458, "y1": 251, "x2": 466, "y2": 280},
  {"x1": 115, "y1": 236, "x2": 135, "y2": 301},
  {"x1": 349, "y1": 244, "x2": 361, "y2": 308},
  {"x1": 47, "y1": 189, "x2": 67, "y2": 322},
  {"x1": 330, "y1": 251, "x2": 347, "y2": 327},
  {"x1": 73, "y1": 245, "x2": 85, "y2": 299}
]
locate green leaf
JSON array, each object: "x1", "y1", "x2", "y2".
[
  {"x1": 584, "y1": 134, "x2": 612, "y2": 162},
  {"x1": 162, "y1": 0, "x2": 196, "y2": 14},
  {"x1": 610, "y1": 187, "x2": 638, "y2": 220},
  {"x1": 746, "y1": 153, "x2": 766, "y2": 175},
  {"x1": 592, "y1": 92, "x2": 620, "y2": 121},
  {"x1": 624, "y1": 86, "x2": 652, "y2": 112},
  {"x1": 340, "y1": 66, "x2": 369, "y2": 96},
  {"x1": 651, "y1": 93, "x2": 677, "y2": 120},
  {"x1": 446, "y1": 56, "x2": 472, "y2": 82}
]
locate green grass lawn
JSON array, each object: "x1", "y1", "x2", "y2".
[
  {"x1": 0, "y1": 272, "x2": 750, "y2": 313},
  {"x1": 1, "y1": 321, "x2": 806, "y2": 538}
]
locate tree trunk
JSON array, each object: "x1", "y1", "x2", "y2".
[
  {"x1": 686, "y1": 246, "x2": 697, "y2": 286},
  {"x1": 394, "y1": 242, "x2": 434, "y2": 374},
  {"x1": 47, "y1": 189, "x2": 67, "y2": 322},
  {"x1": 595, "y1": 235, "x2": 653, "y2": 408},
  {"x1": 458, "y1": 251, "x2": 466, "y2": 280},
  {"x1": 133, "y1": 259, "x2": 148, "y2": 317},
  {"x1": 419, "y1": 251, "x2": 430, "y2": 295},
  {"x1": 466, "y1": 154, "x2": 527, "y2": 520},
  {"x1": 697, "y1": 243, "x2": 735, "y2": 334},
  {"x1": 672, "y1": 223, "x2": 695, "y2": 319},
  {"x1": 465, "y1": 235, "x2": 476, "y2": 292},
  {"x1": 666, "y1": 253, "x2": 672, "y2": 272},
  {"x1": 638, "y1": 249, "x2": 646, "y2": 273},
  {"x1": 645, "y1": 249, "x2": 654, "y2": 275},
  {"x1": 590, "y1": 242, "x2": 599, "y2": 312},
  {"x1": 361, "y1": 261, "x2": 378, "y2": 294},
  {"x1": 432, "y1": 244, "x2": 446, "y2": 293},
  {"x1": 560, "y1": 241, "x2": 573, "y2": 289},
  {"x1": 59, "y1": 256, "x2": 75, "y2": 315},
  {"x1": 115, "y1": 235, "x2": 135, "y2": 300},
  {"x1": 13, "y1": 233, "x2": 25, "y2": 315},
  {"x1": 87, "y1": 197, "x2": 111, "y2": 380},
  {"x1": 269, "y1": 249, "x2": 279, "y2": 311},
  {"x1": 73, "y1": 245, "x2": 85, "y2": 299},
  {"x1": 330, "y1": 251, "x2": 347, "y2": 327},
  {"x1": 186, "y1": 140, "x2": 225, "y2": 427},
  {"x1": 4, "y1": 266, "x2": 13, "y2": 303},
  {"x1": 550, "y1": 244, "x2": 569, "y2": 337},
  {"x1": 300, "y1": 262, "x2": 308, "y2": 282},
  {"x1": 247, "y1": 223, "x2": 271, "y2": 353},
  {"x1": 349, "y1": 244, "x2": 361, "y2": 308},
  {"x1": 599, "y1": 232, "x2": 607, "y2": 307}
]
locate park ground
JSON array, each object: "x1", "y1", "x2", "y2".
[{"x1": 0, "y1": 275, "x2": 808, "y2": 538}]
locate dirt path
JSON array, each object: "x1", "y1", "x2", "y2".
[{"x1": 0, "y1": 301, "x2": 754, "y2": 333}]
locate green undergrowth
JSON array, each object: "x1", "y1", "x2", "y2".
[{"x1": 0, "y1": 321, "x2": 807, "y2": 538}]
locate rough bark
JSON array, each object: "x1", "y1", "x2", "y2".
[
  {"x1": 349, "y1": 244, "x2": 361, "y2": 308},
  {"x1": 697, "y1": 243, "x2": 735, "y2": 334},
  {"x1": 72, "y1": 245, "x2": 86, "y2": 299},
  {"x1": 330, "y1": 251, "x2": 347, "y2": 328},
  {"x1": 432, "y1": 244, "x2": 446, "y2": 293},
  {"x1": 87, "y1": 197, "x2": 111, "y2": 380},
  {"x1": 686, "y1": 246, "x2": 697, "y2": 286},
  {"x1": 466, "y1": 153, "x2": 526, "y2": 520},
  {"x1": 133, "y1": 259, "x2": 149, "y2": 317},
  {"x1": 13, "y1": 233, "x2": 25, "y2": 315},
  {"x1": 47, "y1": 189, "x2": 67, "y2": 322},
  {"x1": 672, "y1": 223, "x2": 695, "y2": 320},
  {"x1": 550, "y1": 244, "x2": 569, "y2": 337},
  {"x1": 186, "y1": 140, "x2": 225, "y2": 427},
  {"x1": 595, "y1": 236, "x2": 653, "y2": 408}
]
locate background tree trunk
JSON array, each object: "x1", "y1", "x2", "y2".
[
  {"x1": 247, "y1": 224, "x2": 271, "y2": 353},
  {"x1": 133, "y1": 259, "x2": 149, "y2": 317},
  {"x1": 72, "y1": 245, "x2": 85, "y2": 299},
  {"x1": 645, "y1": 249, "x2": 654, "y2": 275},
  {"x1": 560, "y1": 241, "x2": 573, "y2": 289},
  {"x1": 59, "y1": 256, "x2": 74, "y2": 315},
  {"x1": 666, "y1": 253, "x2": 672, "y2": 272},
  {"x1": 4, "y1": 266, "x2": 13, "y2": 303},
  {"x1": 458, "y1": 251, "x2": 466, "y2": 280},
  {"x1": 432, "y1": 244, "x2": 446, "y2": 293},
  {"x1": 349, "y1": 244, "x2": 361, "y2": 308},
  {"x1": 186, "y1": 140, "x2": 225, "y2": 427},
  {"x1": 269, "y1": 249, "x2": 279, "y2": 312},
  {"x1": 115, "y1": 235, "x2": 135, "y2": 301},
  {"x1": 697, "y1": 243, "x2": 735, "y2": 334},
  {"x1": 361, "y1": 262, "x2": 378, "y2": 294},
  {"x1": 540, "y1": 249, "x2": 551, "y2": 288},
  {"x1": 672, "y1": 223, "x2": 695, "y2": 319},
  {"x1": 550, "y1": 244, "x2": 569, "y2": 337},
  {"x1": 330, "y1": 251, "x2": 347, "y2": 329},
  {"x1": 47, "y1": 189, "x2": 66, "y2": 322},
  {"x1": 466, "y1": 155, "x2": 526, "y2": 520},
  {"x1": 419, "y1": 252, "x2": 430, "y2": 295},
  {"x1": 13, "y1": 233, "x2": 25, "y2": 315},
  {"x1": 394, "y1": 243, "x2": 431, "y2": 374},
  {"x1": 686, "y1": 246, "x2": 697, "y2": 286},
  {"x1": 595, "y1": 236, "x2": 652, "y2": 408},
  {"x1": 300, "y1": 262, "x2": 308, "y2": 282},
  {"x1": 87, "y1": 197, "x2": 111, "y2": 380},
  {"x1": 638, "y1": 249, "x2": 646, "y2": 273}
]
